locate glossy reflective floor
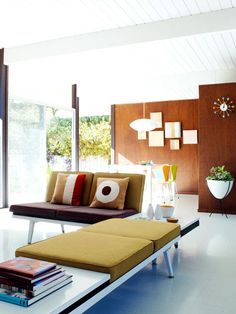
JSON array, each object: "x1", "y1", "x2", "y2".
[{"x1": 1, "y1": 195, "x2": 236, "y2": 314}]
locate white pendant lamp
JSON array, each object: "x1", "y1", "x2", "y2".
[
  {"x1": 130, "y1": 118, "x2": 157, "y2": 131},
  {"x1": 130, "y1": 103, "x2": 157, "y2": 132}
]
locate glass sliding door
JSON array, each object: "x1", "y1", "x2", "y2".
[
  {"x1": 46, "y1": 107, "x2": 72, "y2": 173},
  {"x1": 7, "y1": 58, "x2": 74, "y2": 205},
  {"x1": 8, "y1": 101, "x2": 73, "y2": 205},
  {"x1": 0, "y1": 119, "x2": 3, "y2": 207},
  {"x1": 8, "y1": 100, "x2": 47, "y2": 204}
]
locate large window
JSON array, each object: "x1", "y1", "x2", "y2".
[
  {"x1": 8, "y1": 100, "x2": 73, "y2": 204},
  {"x1": 46, "y1": 107, "x2": 72, "y2": 172},
  {"x1": 8, "y1": 100, "x2": 47, "y2": 204},
  {"x1": 79, "y1": 115, "x2": 111, "y2": 172},
  {"x1": 46, "y1": 112, "x2": 111, "y2": 173}
]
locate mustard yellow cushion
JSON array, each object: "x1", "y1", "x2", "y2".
[
  {"x1": 46, "y1": 171, "x2": 93, "y2": 206},
  {"x1": 16, "y1": 230, "x2": 153, "y2": 282},
  {"x1": 83, "y1": 218, "x2": 180, "y2": 251},
  {"x1": 89, "y1": 177, "x2": 129, "y2": 210},
  {"x1": 89, "y1": 173, "x2": 145, "y2": 212}
]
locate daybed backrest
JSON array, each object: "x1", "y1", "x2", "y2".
[
  {"x1": 46, "y1": 171, "x2": 94, "y2": 206},
  {"x1": 89, "y1": 172, "x2": 145, "y2": 213}
]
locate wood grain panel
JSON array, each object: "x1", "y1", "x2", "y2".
[
  {"x1": 114, "y1": 99, "x2": 198, "y2": 193},
  {"x1": 199, "y1": 83, "x2": 236, "y2": 214}
]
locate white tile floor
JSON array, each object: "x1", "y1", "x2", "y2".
[{"x1": 0, "y1": 195, "x2": 236, "y2": 314}]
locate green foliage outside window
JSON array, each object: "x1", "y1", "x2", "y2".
[
  {"x1": 9, "y1": 102, "x2": 111, "y2": 165},
  {"x1": 46, "y1": 116, "x2": 72, "y2": 162},
  {"x1": 46, "y1": 110, "x2": 111, "y2": 162},
  {"x1": 79, "y1": 116, "x2": 111, "y2": 159}
]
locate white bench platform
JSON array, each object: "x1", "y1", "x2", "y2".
[
  {"x1": 0, "y1": 236, "x2": 179, "y2": 314},
  {"x1": 3, "y1": 212, "x2": 199, "y2": 313}
]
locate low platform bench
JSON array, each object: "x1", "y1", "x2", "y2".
[
  {"x1": 10, "y1": 171, "x2": 145, "y2": 244},
  {"x1": 15, "y1": 218, "x2": 181, "y2": 313}
]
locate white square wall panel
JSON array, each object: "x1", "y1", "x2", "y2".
[
  {"x1": 183, "y1": 130, "x2": 198, "y2": 144},
  {"x1": 148, "y1": 131, "x2": 164, "y2": 147},
  {"x1": 150, "y1": 112, "x2": 162, "y2": 128},
  {"x1": 165, "y1": 122, "x2": 181, "y2": 138}
]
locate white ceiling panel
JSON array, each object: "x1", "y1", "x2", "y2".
[
  {"x1": 172, "y1": 0, "x2": 191, "y2": 16},
  {"x1": 186, "y1": 36, "x2": 213, "y2": 71},
  {"x1": 159, "y1": 0, "x2": 180, "y2": 18},
  {"x1": 2, "y1": 1, "x2": 236, "y2": 116},
  {"x1": 182, "y1": 0, "x2": 201, "y2": 14},
  {"x1": 148, "y1": 0, "x2": 171, "y2": 19},
  {"x1": 196, "y1": 0, "x2": 211, "y2": 12},
  {"x1": 122, "y1": 0, "x2": 152, "y2": 23},
  {"x1": 207, "y1": 0, "x2": 222, "y2": 11},
  {"x1": 1, "y1": 0, "x2": 235, "y2": 48},
  {"x1": 136, "y1": 0, "x2": 161, "y2": 20},
  {"x1": 8, "y1": 29, "x2": 236, "y2": 115},
  {"x1": 212, "y1": 33, "x2": 235, "y2": 68},
  {"x1": 225, "y1": 32, "x2": 236, "y2": 66},
  {"x1": 219, "y1": 0, "x2": 233, "y2": 9}
]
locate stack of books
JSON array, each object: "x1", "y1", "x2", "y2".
[{"x1": 0, "y1": 257, "x2": 72, "y2": 307}]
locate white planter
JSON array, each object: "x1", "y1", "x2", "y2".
[
  {"x1": 160, "y1": 205, "x2": 175, "y2": 218},
  {"x1": 206, "y1": 179, "x2": 234, "y2": 199}
]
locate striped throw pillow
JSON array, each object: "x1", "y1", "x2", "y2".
[{"x1": 51, "y1": 173, "x2": 86, "y2": 206}]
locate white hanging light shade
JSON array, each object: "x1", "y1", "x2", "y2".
[{"x1": 130, "y1": 118, "x2": 157, "y2": 132}]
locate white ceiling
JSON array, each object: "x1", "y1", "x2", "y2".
[
  {"x1": 2, "y1": 1, "x2": 236, "y2": 115},
  {"x1": 1, "y1": 0, "x2": 236, "y2": 47}
]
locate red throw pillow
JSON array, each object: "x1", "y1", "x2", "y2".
[{"x1": 51, "y1": 173, "x2": 86, "y2": 206}]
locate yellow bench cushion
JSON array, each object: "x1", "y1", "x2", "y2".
[
  {"x1": 83, "y1": 218, "x2": 180, "y2": 251},
  {"x1": 16, "y1": 231, "x2": 153, "y2": 282}
]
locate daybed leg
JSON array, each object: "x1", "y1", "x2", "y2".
[
  {"x1": 174, "y1": 242, "x2": 179, "y2": 249},
  {"x1": 61, "y1": 224, "x2": 65, "y2": 233},
  {"x1": 163, "y1": 250, "x2": 174, "y2": 278},
  {"x1": 28, "y1": 221, "x2": 35, "y2": 244}
]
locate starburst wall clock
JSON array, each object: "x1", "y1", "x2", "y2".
[{"x1": 212, "y1": 96, "x2": 235, "y2": 118}]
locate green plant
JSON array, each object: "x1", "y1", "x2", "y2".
[
  {"x1": 46, "y1": 113, "x2": 111, "y2": 162},
  {"x1": 206, "y1": 165, "x2": 234, "y2": 181}
]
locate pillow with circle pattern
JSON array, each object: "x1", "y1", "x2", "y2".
[{"x1": 89, "y1": 177, "x2": 129, "y2": 210}]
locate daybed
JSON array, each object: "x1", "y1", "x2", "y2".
[
  {"x1": 10, "y1": 171, "x2": 145, "y2": 243},
  {"x1": 16, "y1": 218, "x2": 181, "y2": 312}
]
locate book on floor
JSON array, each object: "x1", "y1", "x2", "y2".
[
  {"x1": 0, "y1": 257, "x2": 56, "y2": 277},
  {"x1": 0, "y1": 275, "x2": 73, "y2": 307}
]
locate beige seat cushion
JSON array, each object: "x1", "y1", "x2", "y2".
[
  {"x1": 83, "y1": 218, "x2": 180, "y2": 251},
  {"x1": 16, "y1": 230, "x2": 153, "y2": 282}
]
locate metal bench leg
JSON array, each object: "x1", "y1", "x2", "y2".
[
  {"x1": 163, "y1": 250, "x2": 174, "y2": 278},
  {"x1": 174, "y1": 242, "x2": 179, "y2": 249},
  {"x1": 61, "y1": 224, "x2": 65, "y2": 233},
  {"x1": 28, "y1": 221, "x2": 35, "y2": 244}
]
